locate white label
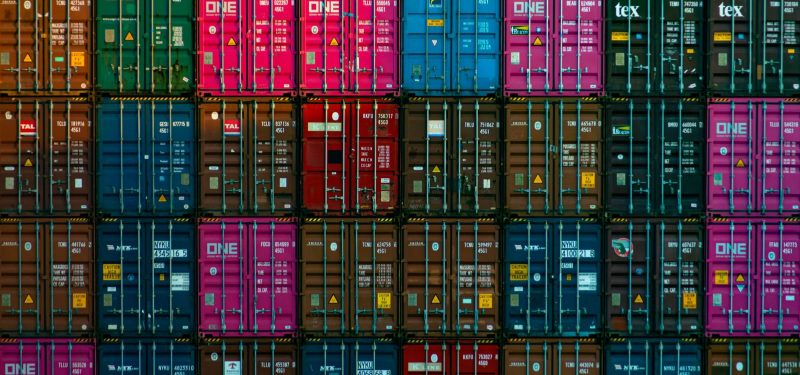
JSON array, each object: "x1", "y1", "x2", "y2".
[
  {"x1": 74, "y1": 178, "x2": 83, "y2": 188},
  {"x1": 280, "y1": 178, "x2": 287, "y2": 188},
  {"x1": 107, "y1": 287, "x2": 117, "y2": 292},
  {"x1": 427, "y1": 120, "x2": 445, "y2": 137},
  {"x1": 307, "y1": 122, "x2": 342, "y2": 132},
  {"x1": 209, "y1": 166, "x2": 220, "y2": 171},
  {"x1": 514, "y1": 286, "x2": 523, "y2": 292},
  {"x1": 483, "y1": 179, "x2": 491, "y2": 189},
  {"x1": 224, "y1": 361, "x2": 241, "y2": 375},
  {"x1": 171, "y1": 273, "x2": 190, "y2": 291},
  {"x1": 5, "y1": 177, "x2": 13, "y2": 190},
  {"x1": 578, "y1": 272, "x2": 597, "y2": 291},
  {"x1": 511, "y1": 52, "x2": 520, "y2": 65}
]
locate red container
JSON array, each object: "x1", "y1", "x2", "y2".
[
  {"x1": 403, "y1": 341, "x2": 499, "y2": 375},
  {"x1": 0, "y1": 339, "x2": 94, "y2": 375},
  {"x1": 198, "y1": 218, "x2": 297, "y2": 337},
  {"x1": 301, "y1": 99, "x2": 399, "y2": 215},
  {"x1": 300, "y1": 0, "x2": 399, "y2": 96},
  {"x1": 706, "y1": 219, "x2": 800, "y2": 336},
  {"x1": 197, "y1": 0, "x2": 296, "y2": 95}
]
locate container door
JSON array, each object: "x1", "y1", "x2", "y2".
[
  {"x1": 352, "y1": 222, "x2": 398, "y2": 334},
  {"x1": 198, "y1": 0, "x2": 246, "y2": 94},
  {"x1": 605, "y1": 100, "x2": 652, "y2": 215},
  {"x1": 759, "y1": 101, "x2": 800, "y2": 214},
  {"x1": 504, "y1": 222, "x2": 549, "y2": 335},
  {"x1": 250, "y1": 0, "x2": 297, "y2": 94},
  {"x1": 252, "y1": 221, "x2": 297, "y2": 336},
  {"x1": 97, "y1": 101, "x2": 146, "y2": 215},
  {"x1": 301, "y1": 0, "x2": 348, "y2": 94},
  {"x1": 706, "y1": 342, "x2": 754, "y2": 374},
  {"x1": 0, "y1": 101, "x2": 41, "y2": 214},
  {"x1": 452, "y1": 0, "x2": 501, "y2": 95},
  {"x1": 757, "y1": 341, "x2": 800, "y2": 374},
  {"x1": 606, "y1": 221, "x2": 651, "y2": 334},
  {"x1": 151, "y1": 341, "x2": 196, "y2": 375},
  {"x1": 353, "y1": 0, "x2": 399, "y2": 94},
  {"x1": 46, "y1": 0, "x2": 91, "y2": 92},
  {"x1": 0, "y1": 0, "x2": 38, "y2": 92},
  {"x1": 656, "y1": 0, "x2": 704, "y2": 94},
  {"x1": 450, "y1": 343, "x2": 499, "y2": 375},
  {"x1": 605, "y1": 0, "x2": 651, "y2": 95},
  {"x1": 553, "y1": 0, "x2": 603, "y2": 94},
  {"x1": 302, "y1": 101, "x2": 347, "y2": 213},
  {"x1": 96, "y1": 220, "x2": 147, "y2": 335},
  {"x1": 252, "y1": 101, "x2": 297, "y2": 214},
  {"x1": 553, "y1": 221, "x2": 600, "y2": 336},
  {"x1": 351, "y1": 342, "x2": 398, "y2": 375},
  {"x1": 708, "y1": 0, "x2": 755, "y2": 95},
  {"x1": 351, "y1": 101, "x2": 399, "y2": 214},
  {"x1": 655, "y1": 222, "x2": 704, "y2": 334},
  {"x1": 148, "y1": 102, "x2": 194, "y2": 215},
  {"x1": 403, "y1": 101, "x2": 448, "y2": 214},
  {"x1": 147, "y1": 0, "x2": 193, "y2": 93},
  {"x1": 48, "y1": 101, "x2": 92, "y2": 215},
  {"x1": 50, "y1": 342, "x2": 95, "y2": 375},
  {"x1": 553, "y1": 101, "x2": 602, "y2": 215},
  {"x1": 149, "y1": 221, "x2": 195, "y2": 335},
  {"x1": 402, "y1": 0, "x2": 448, "y2": 94},
  {"x1": 706, "y1": 221, "x2": 756, "y2": 335},
  {"x1": 99, "y1": 341, "x2": 146, "y2": 373},
  {"x1": 452, "y1": 101, "x2": 500, "y2": 215},
  {"x1": 655, "y1": 341, "x2": 702, "y2": 374},
  {"x1": 402, "y1": 222, "x2": 448, "y2": 335},
  {"x1": 707, "y1": 101, "x2": 757, "y2": 214},
  {"x1": 199, "y1": 340, "x2": 249, "y2": 375},
  {"x1": 555, "y1": 341, "x2": 601, "y2": 375},
  {"x1": 757, "y1": 221, "x2": 800, "y2": 335},
  {"x1": 657, "y1": 100, "x2": 705, "y2": 215},
  {"x1": 198, "y1": 221, "x2": 248, "y2": 335},
  {"x1": 198, "y1": 101, "x2": 248, "y2": 214},
  {"x1": 0, "y1": 222, "x2": 42, "y2": 333},
  {"x1": 502, "y1": 341, "x2": 546, "y2": 375},
  {"x1": 301, "y1": 342, "x2": 346, "y2": 374},
  {"x1": 300, "y1": 221, "x2": 348, "y2": 333},
  {"x1": 96, "y1": 0, "x2": 142, "y2": 92},
  {"x1": 504, "y1": 0, "x2": 550, "y2": 95},
  {"x1": 46, "y1": 222, "x2": 93, "y2": 335},
  {"x1": 504, "y1": 102, "x2": 550, "y2": 215},
  {"x1": 760, "y1": 0, "x2": 800, "y2": 96},
  {"x1": 403, "y1": 343, "x2": 446, "y2": 374},
  {"x1": 253, "y1": 341, "x2": 298, "y2": 375},
  {"x1": 450, "y1": 221, "x2": 500, "y2": 336},
  {"x1": 606, "y1": 341, "x2": 649, "y2": 374}
]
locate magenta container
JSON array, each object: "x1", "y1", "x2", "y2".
[
  {"x1": 198, "y1": 218, "x2": 297, "y2": 337},
  {"x1": 197, "y1": 0, "x2": 297, "y2": 96},
  {"x1": 504, "y1": 0, "x2": 603, "y2": 96},
  {"x1": 706, "y1": 219, "x2": 800, "y2": 336},
  {"x1": 0, "y1": 339, "x2": 94, "y2": 375},
  {"x1": 708, "y1": 99, "x2": 800, "y2": 216},
  {"x1": 300, "y1": 0, "x2": 399, "y2": 96}
]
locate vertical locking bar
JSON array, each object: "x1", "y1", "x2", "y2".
[
  {"x1": 238, "y1": 102, "x2": 245, "y2": 212},
  {"x1": 646, "y1": 100, "x2": 652, "y2": 214},
  {"x1": 356, "y1": 102, "x2": 362, "y2": 214},
  {"x1": 373, "y1": 101, "x2": 378, "y2": 213},
  {"x1": 322, "y1": 221, "x2": 328, "y2": 333},
  {"x1": 238, "y1": 222, "x2": 244, "y2": 333},
  {"x1": 457, "y1": 102, "x2": 463, "y2": 213},
  {"x1": 544, "y1": 221, "x2": 550, "y2": 333},
  {"x1": 339, "y1": 221, "x2": 345, "y2": 334},
  {"x1": 472, "y1": 221, "x2": 479, "y2": 334},
  {"x1": 136, "y1": 220, "x2": 143, "y2": 333},
  {"x1": 372, "y1": 222, "x2": 378, "y2": 333},
  {"x1": 169, "y1": 101, "x2": 174, "y2": 214},
  {"x1": 150, "y1": 102, "x2": 156, "y2": 213},
  {"x1": 355, "y1": 221, "x2": 361, "y2": 334},
  {"x1": 473, "y1": 101, "x2": 480, "y2": 213},
  {"x1": 342, "y1": 101, "x2": 347, "y2": 213},
  {"x1": 525, "y1": 223, "x2": 532, "y2": 332}
]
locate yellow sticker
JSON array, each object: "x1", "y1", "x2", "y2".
[
  {"x1": 509, "y1": 264, "x2": 529, "y2": 281},
  {"x1": 736, "y1": 274, "x2": 745, "y2": 283},
  {"x1": 330, "y1": 38, "x2": 339, "y2": 47},
  {"x1": 715, "y1": 270, "x2": 729, "y2": 285},
  {"x1": 125, "y1": 32, "x2": 134, "y2": 41},
  {"x1": 103, "y1": 264, "x2": 122, "y2": 281},
  {"x1": 479, "y1": 294, "x2": 493, "y2": 309},
  {"x1": 714, "y1": 32, "x2": 732, "y2": 42},
  {"x1": 789, "y1": 48, "x2": 796, "y2": 54},
  {"x1": 533, "y1": 37, "x2": 543, "y2": 46},
  {"x1": 24, "y1": 295, "x2": 34, "y2": 304},
  {"x1": 566, "y1": 274, "x2": 572, "y2": 281},
  {"x1": 683, "y1": 291, "x2": 697, "y2": 309},
  {"x1": 427, "y1": 19, "x2": 444, "y2": 27},
  {"x1": 533, "y1": 175, "x2": 543, "y2": 184},
  {"x1": 377, "y1": 292, "x2": 391, "y2": 309},
  {"x1": 23, "y1": 54, "x2": 32, "y2": 63},
  {"x1": 736, "y1": 159, "x2": 745, "y2": 168},
  {"x1": 432, "y1": 165, "x2": 441, "y2": 173},
  {"x1": 158, "y1": 194, "x2": 167, "y2": 202},
  {"x1": 70, "y1": 52, "x2": 85, "y2": 67},
  {"x1": 611, "y1": 32, "x2": 629, "y2": 41},
  {"x1": 72, "y1": 293, "x2": 86, "y2": 308},
  {"x1": 581, "y1": 172, "x2": 596, "y2": 189},
  {"x1": 24, "y1": 159, "x2": 33, "y2": 167},
  {"x1": 329, "y1": 294, "x2": 338, "y2": 304},
  {"x1": 431, "y1": 294, "x2": 441, "y2": 304},
  {"x1": 228, "y1": 38, "x2": 237, "y2": 46},
  {"x1": 634, "y1": 294, "x2": 644, "y2": 304},
  {"x1": 160, "y1": 274, "x2": 165, "y2": 281},
  {"x1": 687, "y1": 48, "x2": 695, "y2": 54}
]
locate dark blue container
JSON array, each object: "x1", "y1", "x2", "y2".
[
  {"x1": 402, "y1": 0, "x2": 501, "y2": 96},
  {"x1": 301, "y1": 339, "x2": 398, "y2": 375},
  {"x1": 504, "y1": 219, "x2": 601, "y2": 337},
  {"x1": 606, "y1": 339, "x2": 702, "y2": 374},
  {"x1": 96, "y1": 99, "x2": 196, "y2": 216},
  {"x1": 99, "y1": 339, "x2": 196, "y2": 374},
  {"x1": 96, "y1": 219, "x2": 195, "y2": 336}
]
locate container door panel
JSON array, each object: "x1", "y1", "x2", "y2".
[
  {"x1": 250, "y1": 0, "x2": 297, "y2": 94},
  {"x1": 402, "y1": 0, "x2": 448, "y2": 94},
  {"x1": 97, "y1": 102, "x2": 145, "y2": 215},
  {"x1": 0, "y1": 102, "x2": 40, "y2": 214},
  {"x1": 450, "y1": 222, "x2": 500, "y2": 335},
  {"x1": 605, "y1": 101, "x2": 652, "y2": 214},
  {"x1": 351, "y1": 102, "x2": 399, "y2": 214},
  {"x1": 706, "y1": 221, "x2": 756, "y2": 335},
  {"x1": 252, "y1": 221, "x2": 297, "y2": 336},
  {"x1": 198, "y1": 221, "x2": 248, "y2": 335},
  {"x1": 657, "y1": 101, "x2": 705, "y2": 215},
  {"x1": 657, "y1": 0, "x2": 704, "y2": 94},
  {"x1": 149, "y1": 103, "x2": 195, "y2": 215},
  {"x1": 757, "y1": 221, "x2": 800, "y2": 335},
  {"x1": 553, "y1": 221, "x2": 600, "y2": 336},
  {"x1": 148, "y1": 0, "x2": 194, "y2": 93},
  {"x1": 553, "y1": 0, "x2": 603, "y2": 94},
  {"x1": 46, "y1": 222, "x2": 93, "y2": 335},
  {"x1": 96, "y1": 221, "x2": 147, "y2": 335},
  {"x1": 606, "y1": 222, "x2": 650, "y2": 334},
  {"x1": 656, "y1": 223, "x2": 704, "y2": 334},
  {"x1": 760, "y1": 0, "x2": 800, "y2": 96},
  {"x1": 504, "y1": 222, "x2": 549, "y2": 335},
  {"x1": 352, "y1": 222, "x2": 398, "y2": 334},
  {"x1": 707, "y1": 102, "x2": 757, "y2": 214},
  {"x1": 252, "y1": 101, "x2": 297, "y2": 214},
  {"x1": 302, "y1": 102, "x2": 347, "y2": 213},
  {"x1": 402, "y1": 102, "x2": 448, "y2": 213},
  {"x1": 48, "y1": 101, "x2": 93, "y2": 214},
  {"x1": 452, "y1": 102, "x2": 500, "y2": 214},
  {"x1": 402, "y1": 223, "x2": 448, "y2": 335},
  {"x1": 301, "y1": 1, "x2": 348, "y2": 94},
  {"x1": 605, "y1": 0, "x2": 651, "y2": 94},
  {"x1": 198, "y1": 102, "x2": 248, "y2": 214},
  {"x1": 504, "y1": 103, "x2": 550, "y2": 214},
  {"x1": 504, "y1": 1, "x2": 550, "y2": 94},
  {"x1": 96, "y1": 0, "x2": 141, "y2": 92},
  {"x1": 151, "y1": 342, "x2": 196, "y2": 375},
  {"x1": 759, "y1": 102, "x2": 800, "y2": 214},
  {"x1": 708, "y1": 0, "x2": 754, "y2": 95},
  {"x1": 0, "y1": 223, "x2": 41, "y2": 333},
  {"x1": 554, "y1": 101, "x2": 602, "y2": 215},
  {"x1": 149, "y1": 222, "x2": 195, "y2": 335},
  {"x1": 300, "y1": 222, "x2": 348, "y2": 333},
  {"x1": 353, "y1": 0, "x2": 399, "y2": 94},
  {"x1": 452, "y1": 0, "x2": 501, "y2": 95},
  {"x1": 46, "y1": 0, "x2": 91, "y2": 92},
  {"x1": 0, "y1": 0, "x2": 38, "y2": 91},
  {"x1": 200, "y1": 0, "x2": 246, "y2": 93}
]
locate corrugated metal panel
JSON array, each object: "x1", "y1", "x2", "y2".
[
  {"x1": 199, "y1": 339, "x2": 297, "y2": 375},
  {"x1": 402, "y1": 341, "x2": 499, "y2": 375},
  {"x1": 503, "y1": 339, "x2": 601, "y2": 375},
  {"x1": 606, "y1": 339, "x2": 701, "y2": 374},
  {"x1": 0, "y1": 339, "x2": 95, "y2": 375},
  {"x1": 302, "y1": 339, "x2": 397, "y2": 375},
  {"x1": 99, "y1": 339, "x2": 195, "y2": 374},
  {"x1": 707, "y1": 340, "x2": 800, "y2": 374}
]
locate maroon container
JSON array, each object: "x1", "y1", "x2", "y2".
[
  {"x1": 707, "y1": 99, "x2": 800, "y2": 216},
  {"x1": 402, "y1": 341, "x2": 499, "y2": 375},
  {"x1": 0, "y1": 339, "x2": 94, "y2": 375},
  {"x1": 198, "y1": 218, "x2": 297, "y2": 337},
  {"x1": 706, "y1": 219, "x2": 800, "y2": 336}
]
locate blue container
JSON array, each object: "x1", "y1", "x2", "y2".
[
  {"x1": 99, "y1": 339, "x2": 196, "y2": 374},
  {"x1": 96, "y1": 219, "x2": 195, "y2": 336},
  {"x1": 96, "y1": 99, "x2": 196, "y2": 216},
  {"x1": 504, "y1": 219, "x2": 601, "y2": 337},
  {"x1": 402, "y1": 0, "x2": 501, "y2": 96},
  {"x1": 301, "y1": 339, "x2": 398, "y2": 375},
  {"x1": 606, "y1": 339, "x2": 702, "y2": 374}
]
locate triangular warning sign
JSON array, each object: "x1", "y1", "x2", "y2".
[
  {"x1": 125, "y1": 32, "x2": 134, "y2": 41},
  {"x1": 330, "y1": 38, "x2": 339, "y2": 47},
  {"x1": 24, "y1": 295, "x2": 33, "y2": 304},
  {"x1": 431, "y1": 295, "x2": 441, "y2": 304},
  {"x1": 737, "y1": 284, "x2": 745, "y2": 292},
  {"x1": 329, "y1": 294, "x2": 338, "y2": 304},
  {"x1": 634, "y1": 294, "x2": 643, "y2": 303},
  {"x1": 23, "y1": 54, "x2": 32, "y2": 63},
  {"x1": 158, "y1": 194, "x2": 167, "y2": 202},
  {"x1": 736, "y1": 159, "x2": 745, "y2": 168},
  {"x1": 736, "y1": 274, "x2": 745, "y2": 283},
  {"x1": 533, "y1": 37, "x2": 543, "y2": 46},
  {"x1": 432, "y1": 40, "x2": 438, "y2": 46},
  {"x1": 228, "y1": 38, "x2": 237, "y2": 46},
  {"x1": 24, "y1": 159, "x2": 33, "y2": 167},
  {"x1": 432, "y1": 165, "x2": 441, "y2": 173},
  {"x1": 533, "y1": 175, "x2": 543, "y2": 184}
]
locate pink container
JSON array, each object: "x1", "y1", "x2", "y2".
[
  {"x1": 197, "y1": 0, "x2": 296, "y2": 95},
  {"x1": 300, "y1": 0, "x2": 399, "y2": 96},
  {"x1": 706, "y1": 219, "x2": 800, "y2": 336},
  {"x1": 707, "y1": 99, "x2": 800, "y2": 216},
  {"x1": 198, "y1": 218, "x2": 297, "y2": 337},
  {"x1": 504, "y1": 0, "x2": 603, "y2": 96},
  {"x1": 0, "y1": 339, "x2": 94, "y2": 375}
]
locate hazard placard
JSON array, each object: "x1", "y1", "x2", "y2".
[
  {"x1": 736, "y1": 274, "x2": 745, "y2": 283},
  {"x1": 683, "y1": 291, "x2": 697, "y2": 309},
  {"x1": 24, "y1": 295, "x2": 33, "y2": 304},
  {"x1": 431, "y1": 294, "x2": 440, "y2": 304},
  {"x1": 533, "y1": 175, "x2": 543, "y2": 184},
  {"x1": 634, "y1": 294, "x2": 644, "y2": 304},
  {"x1": 330, "y1": 38, "x2": 339, "y2": 47},
  {"x1": 736, "y1": 159, "x2": 745, "y2": 168},
  {"x1": 23, "y1": 54, "x2": 32, "y2": 63},
  {"x1": 103, "y1": 264, "x2": 122, "y2": 281},
  {"x1": 73, "y1": 293, "x2": 86, "y2": 309},
  {"x1": 328, "y1": 294, "x2": 338, "y2": 304},
  {"x1": 227, "y1": 37, "x2": 237, "y2": 46},
  {"x1": 432, "y1": 165, "x2": 441, "y2": 173},
  {"x1": 24, "y1": 159, "x2": 33, "y2": 167},
  {"x1": 125, "y1": 32, "x2": 134, "y2": 41},
  {"x1": 581, "y1": 172, "x2": 596, "y2": 189},
  {"x1": 509, "y1": 264, "x2": 528, "y2": 281},
  {"x1": 714, "y1": 270, "x2": 729, "y2": 285},
  {"x1": 158, "y1": 194, "x2": 167, "y2": 202},
  {"x1": 479, "y1": 294, "x2": 492, "y2": 309},
  {"x1": 70, "y1": 52, "x2": 85, "y2": 67},
  {"x1": 377, "y1": 292, "x2": 391, "y2": 309},
  {"x1": 533, "y1": 37, "x2": 543, "y2": 46}
]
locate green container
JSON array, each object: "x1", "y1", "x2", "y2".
[{"x1": 96, "y1": 0, "x2": 194, "y2": 94}]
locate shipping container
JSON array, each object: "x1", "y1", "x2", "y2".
[
  {"x1": 199, "y1": 339, "x2": 297, "y2": 375},
  {"x1": 96, "y1": 99, "x2": 196, "y2": 216},
  {"x1": 300, "y1": 219, "x2": 398, "y2": 335},
  {"x1": 301, "y1": 99, "x2": 398, "y2": 215},
  {"x1": 300, "y1": 0, "x2": 399, "y2": 96},
  {"x1": 198, "y1": 218, "x2": 297, "y2": 337},
  {"x1": 0, "y1": 98, "x2": 92, "y2": 215},
  {"x1": 0, "y1": 219, "x2": 93, "y2": 336},
  {"x1": 402, "y1": 0, "x2": 501, "y2": 96},
  {"x1": 197, "y1": 0, "x2": 296, "y2": 96},
  {"x1": 402, "y1": 219, "x2": 500, "y2": 337},
  {"x1": 605, "y1": 219, "x2": 703, "y2": 335},
  {"x1": 504, "y1": 98, "x2": 603, "y2": 216},
  {"x1": 707, "y1": 99, "x2": 800, "y2": 216},
  {"x1": 99, "y1": 338, "x2": 195, "y2": 375},
  {"x1": 605, "y1": 0, "x2": 704, "y2": 95},
  {"x1": 605, "y1": 99, "x2": 705, "y2": 216},
  {"x1": 198, "y1": 99, "x2": 297, "y2": 215},
  {"x1": 95, "y1": 218, "x2": 195, "y2": 337},
  {"x1": 0, "y1": 339, "x2": 94, "y2": 375},
  {"x1": 402, "y1": 340, "x2": 499, "y2": 375},
  {"x1": 707, "y1": 339, "x2": 800, "y2": 374},
  {"x1": 504, "y1": 219, "x2": 601, "y2": 337},
  {"x1": 96, "y1": 0, "x2": 194, "y2": 94},
  {"x1": 503, "y1": 339, "x2": 601, "y2": 375},
  {"x1": 707, "y1": 219, "x2": 800, "y2": 336},
  {"x1": 0, "y1": 0, "x2": 92, "y2": 94},
  {"x1": 403, "y1": 98, "x2": 501, "y2": 216},
  {"x1": 504, "y1": 0, "x2": 603, "y2": 96},
  {"x1": 302, "y1": 339, "x2": 397, "y2": 375},
  {"x1": 606, "y1": 339, "x2": 702, "y2": 374},
  {"x1": 708, "y1": 0, "x2": 800, "y2": 96}
]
